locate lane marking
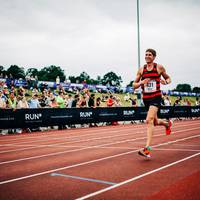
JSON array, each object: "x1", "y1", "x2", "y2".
[
  {"x1": 0, "y1": 145, "x2": 139, "y2": 154},
  {"x1": 172, "y1": 144, "x2": 200, "y2": 147},
  {"x1": 1, "y1": 120, "x2": 196, "y2": 142},
  {"x1": 2, "y1": 144, "x2": 200, "y2": 155},
  {"x1": 0, "y1": 125, "x2": 153, "y2": 153},
  {"x1": 0, "y1": 134, "x2": 199, "y2": 185},
  {"x1": 76, "y1": 152, "x2": 200, "y2": 200},
  {"x1": 0, "y1": 125, "x2": 143, "y2": 144},
  {"x1": 0, "y1": 121, "x2": 198, "y2": 146},
  {"x1": 153, "y1": 148, "x2": 200, "y2": 152},
  {"x1": 0, "y1": 127, "x2": 147, "y2": 148},
  {"x1": 0, "y1": 125, "x2": 132, "y2": 142},
  {"x1": 50, "y1": 173, "x2": 116, "y2": 185},
  {"x1": 0, "y1": 122, "x2": 199, "y2": 155},
  {"x1": 0, "y1": 128, "x2": 199, "y2": 165},
  {"x1": 0, "y1": 135, "x2": 151, "y2": 165}
]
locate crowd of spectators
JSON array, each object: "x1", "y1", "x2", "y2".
[
  {"x1": 0, "y1": 80, "x2": 127, "y2": 133},
  {"x1": 0, "y1": 80, "x2": 128, "y2": 110},
  {"x1": 1, "y1": 79, "x2": 199, "y2": 111},
  {"x1": 161, "y1": 94, "x2": 199, "y2": 106},
  {"x1": 0, "y1": 78, "x2": 199, "y2": 134},
  {"x1": 0, "y1": 74, "x2": 199, "y2": 109}
]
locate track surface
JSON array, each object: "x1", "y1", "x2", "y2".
[{"x1": 0, "y1": 119, "x2": 199, "y2": 200}]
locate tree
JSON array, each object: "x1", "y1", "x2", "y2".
[
  {"x1": 193, "y1": 87, "x2": 200, "y2": 93},
  {"x1": 76, "y1": 71, "x2": 90, "y2": 83},
  {"x1": 37, "y1": 65, "x2": 66, "y2": 82},
  {"x1": 96, "y1": 75, "x2": 101, "y2": 84},
  {"x1": 0, "y1": 66, "x2": 4, "y2": 77},
  {"x1": 0, "y1": 66, "x2": 4, "y2": 73},
  {"x1": 175, "y1": 84, "x2": 192, "y2": 92},
  {"x1": 26, "y1": 68, "x2": 38, "y2": 77},
  {"x1": 68, "y1": 73, "x2": 101, "y2": 85},
  {"x1": 68, "y1": 76, "x2": 77, "y2": 83},
  {"x1": 89, "y1": 78, "x2": 100, "y2": 85},
  {"x1": 7, "y1": 65, "x2": 25, "y2": 79},
  {"x1": 101, "y1": 71, "x2": 122, "y2": 86},
  {"x1": 126, "y1": 80, "x2": 134, "y2": 87}
]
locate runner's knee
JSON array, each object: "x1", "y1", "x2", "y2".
[
  {"x1": 154, "y1": 119, "x2": 158, "y2": 126},
  {"x1": 146, "y1": 116, "x2": 154, "y2": 125}
]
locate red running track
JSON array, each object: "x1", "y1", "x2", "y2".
[{"x1": 0, "y1": 119, "x2": 199, "y2": 200}]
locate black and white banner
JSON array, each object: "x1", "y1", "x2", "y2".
[{"x1": 0, "y1": 106, "x2": 199, "y2": 129}]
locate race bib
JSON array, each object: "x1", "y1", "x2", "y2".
[{"x1": 144, "y1": 80, "x2": 157, "y2": 93}]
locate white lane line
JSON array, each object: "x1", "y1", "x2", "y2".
[
  {"x1": 0, "y1": 130, "x2": 142, "y2": 148},
  {"x1": 0, "y1": 125, "x2": 129, "y2": 142},
  {"x1": 0, "y1": 127, "x2": 199, "y2": 165},
  {"x1": 0, "y1": 121, "x2": 199, "y2": 157},
  {"x1": 0, "y1": 125, "x2": 139, "y2": 143},
  {"x1": 0, "y1": 119, "x2": 198, "y2": 143},
  {"x1": 0, "y1": 134, "x2": 199, "y2": 185},
  {"x1": 153, "y1": 148, "x2": 200, "y2": 152},
  {"x1": 0, "y1": 146, "x2": 139, "y2": 154},
  {"x1": 0, "y1": 121, "x2": 198, "y2": 146},
  {"x1": 85, "y1": 146, "x2": 200, "y2": 152},
  {"x1": 0, "y1": 122, "x2": 199, "y2": 154},
  {"x1": 0, "y1": 145, "x2": 136, "y2": 155},
  {"x1": 0, "y1": 129, "x2": 127, "y2": 145},
  {"x1": 0, "y1": 145, "x2": 87, "y2": 154},
  {"x1": 172, "y1": 144, "x2": 200, "y2": 147},
  {"x1": 0, "y1": 126, "x2": 146, "y2": 146},
  {"x1": 0, "y1": 127, "x2": 146, "y2": 153},
  {"x1": 76, "y1": 152, "x2": 200, "y2": 200},
  {"x1": 0, "y1": 134, "x2": 154, "y2": 165},
  {"x1": 0, "y1": 131, "x2": 144, "y2": 148},
  {"x1": 0, "y1": 130, "x2": 145, "y2": 154}
]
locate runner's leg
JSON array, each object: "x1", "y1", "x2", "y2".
[
  {"x1": 154, "y1": 118, "x2": 168, "y2": 127},
  {"x1": 154, "y1": 117, "x2": 173, "y2": 135},
  {"x1": 146, "y1": 105, "x2": 158, "y2": 147}
]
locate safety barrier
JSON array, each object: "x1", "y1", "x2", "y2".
[{"x1": 0, "y1": 106, "x2": 199, "y2": 129}]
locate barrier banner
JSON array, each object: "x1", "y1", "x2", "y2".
[{"x1": 0, "y1": 106, "x2": 199, "y2": 129}]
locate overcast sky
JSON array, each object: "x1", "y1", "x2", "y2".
[{"x1": 0, "y1": 0, "x2": 200, "y2": 89}]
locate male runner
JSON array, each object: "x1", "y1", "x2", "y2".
[{"x1": 133, "y1": 48, "x2": 173, "y2": 158}]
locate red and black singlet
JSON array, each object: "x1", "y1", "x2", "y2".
[{"x1": 141, "y1": 63, "x2": 161, "y2": 99}]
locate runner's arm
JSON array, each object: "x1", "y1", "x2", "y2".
[
  {"x1": 159, "y1": 65, "x2": 171, "y2": 85},
  {"x1": 133, "y1": 68, "x2": 150, "y2": 89},
  {"x1": 133, "y1": 69, "x2": 142, "y2": 89}
]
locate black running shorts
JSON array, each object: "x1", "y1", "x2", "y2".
[{"x1": 143, "y1": 96, "x2": 162, "y2": 110}]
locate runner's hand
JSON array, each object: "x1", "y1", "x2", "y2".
[
  {"x1": 141, "y1": 78, "x2": 150, "y2": 85},
  {"x1": 160, "y1": 79, "x2": 167, "y2": 85}
]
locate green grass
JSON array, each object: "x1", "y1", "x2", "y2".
[
  {"x1": 169, "y1": 96, "x2": 196, "y2": 105},
  {"x1": 93, "y1": 93, "x2": 137, "y2": 107},
  {"x1": 24, "y1": 87, "x2": 197, "y2": 107},
  {"x1": 93, "y1": 93, "x2": 197, "y2": 107}
]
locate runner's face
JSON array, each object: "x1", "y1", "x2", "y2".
[{"x1": 145, "y1": 52, "x2": 155, "y2": 64}]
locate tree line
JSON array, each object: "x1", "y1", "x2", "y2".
[
  {"x1": 0, "y1": 65, "x2": 122, "y2": 87},
  {"x1": 0, "y1": 65, "x2": 199, "y2": 93}
]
